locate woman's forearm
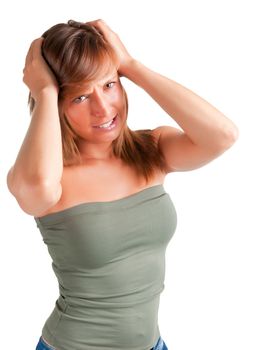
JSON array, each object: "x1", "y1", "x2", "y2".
[
  {"x1": 123, "y1": 59, "x2": 238, "y2": 148},
  {"x1": 11, "y1": 88, "x2": 63, "y2": 189}
]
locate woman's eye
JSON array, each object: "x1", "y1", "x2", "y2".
[
  {"x1": 106, "y1": 81, "x2": 116, "y2": 89},
  {"x1": 72, "y1": 82, "x2": 116, "y2": 103},
  {"x1": 73, "y1": 95, "x2": 87, "y2": 104}
]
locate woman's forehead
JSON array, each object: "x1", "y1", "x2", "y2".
[
  {"x1": 62, "y1": 66, "x2": 119, "y2": 99},
  {"x1": 92, "y1": 66, "x2": 118, "y2": 85},
  {"x1": 81, "y1": 59, "x2": 118, "y2": 84},
  {"x1": 78, "y1": 69, "x2": 118, "y2": 94}
]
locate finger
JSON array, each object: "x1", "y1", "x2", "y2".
[
  {"x1": 24, "y1": 38, "x2": 42, "y2": 66},
  {"x1": 86, "y1": 19, "x2": 111, "y2": 32},
  {"x1": 86, "y1": 19, "x2": 105, "y2": 25},
  {"x1": 85, "y1": 22, "x2": 109, "y2": 40},
  {"x1": 24, "y1": 40, "x2": 34, "y2": 66},
  {"x1": 31, "y1": 37, "x2": 44, "y2": 59}
]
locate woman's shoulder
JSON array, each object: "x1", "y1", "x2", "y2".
[{"x1": 135, "y1": 127, "x2": 161, "y2": 143}]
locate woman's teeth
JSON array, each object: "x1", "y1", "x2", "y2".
[
  {"x1": 95, "y1": 118, "x2": 114, "y2": 128},
  {"x1": 98, "y1": 119, "x2": 113, "y2": 128}
]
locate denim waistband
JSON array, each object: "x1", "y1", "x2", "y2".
[
  {"x1": 36, "y1": 335, "x2": 167, "y2": 350},
  {"x1": 36, "y1": 337, "x2": 56, "y2": 350},
  {"x1": 152, "y1": 336, "x2": 167, "y2": 350}
]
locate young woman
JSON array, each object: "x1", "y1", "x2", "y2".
[{"x1": 7, "y1": 19, "x2": 238, "y2": 350}]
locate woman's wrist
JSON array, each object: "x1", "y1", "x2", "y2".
[
  {"x1": 34, "y1": 86, "x2": 59, "y2": 104},
  {"x1": 119, "y1": 59, "x2": 143, "y2": 82},
  {"x1": 119, "y1": 58, "x2": 140, "y2": 78}
]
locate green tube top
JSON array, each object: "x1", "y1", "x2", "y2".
[{"x1": 34, "y1": 184, "x2": 177, "y2": 350}]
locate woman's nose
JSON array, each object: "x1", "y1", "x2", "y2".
[{"x1": 90, "y1": 89, "x2": 110, "y2": 118}]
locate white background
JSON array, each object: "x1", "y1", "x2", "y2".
[{"x1": 1, "y1": 0, "x2": 271, "y2": 349}]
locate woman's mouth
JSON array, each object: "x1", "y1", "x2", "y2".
[{"x1": 92, "y1": 115, "x2": 118, "y2": 130}]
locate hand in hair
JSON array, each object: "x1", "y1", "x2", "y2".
[
  {"x1": 85, "y1": 19, "x2": 135, "y2": 78},
  {"x1": 23, "y1": 38, "x2": 59, "y2": 101}
]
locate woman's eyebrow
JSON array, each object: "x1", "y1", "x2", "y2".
[
  {"x1": 94, "y1": 73, "x2": 118, "y2": 86},
  {"x1": 105, "y1": 72, "x2": 118, "y2": 80},
  {"x1": 72, "y1": 72, "x2": 118, "y2": 97}
]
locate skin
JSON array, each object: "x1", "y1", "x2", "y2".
[
  {"x1": 23, "y1": 37, "x2": 59, "y2": 100},
  {"x1": 62, "y1": 68, "x2": 127, "y2": 161},
  {"x1": 66, "y1": 19, "x2": 135, "y2": 160}
]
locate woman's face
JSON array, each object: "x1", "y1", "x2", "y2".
[{"x1": 62, "y1": 67, "x2": 127, "y2": 145}]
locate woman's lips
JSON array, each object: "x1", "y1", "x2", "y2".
[
  {"x1": 92, "y1": 115, "x2": 117, "y2": 127},
  {"x1": 92, "y1": 115, "x2": 118, "y2": 130}
]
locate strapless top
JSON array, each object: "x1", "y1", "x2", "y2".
[{"x1": 34, "y1": 184, "x2": 177, "y2": 350}]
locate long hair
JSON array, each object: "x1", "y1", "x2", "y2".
[{"x1": 28, "y1": 20, "x2": 167, "y2": 184}]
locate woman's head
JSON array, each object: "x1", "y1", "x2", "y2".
[
  {"x1": 29, "y1": 20, "x2": 129, "y2": 164},
  {"x1": 28, "y1": 20, "x2": 167, "y2": 182},
  {"x1": 41, "y1": 20, "x2": 120, "y2": 101}
]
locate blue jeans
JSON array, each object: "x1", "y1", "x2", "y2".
[
  {"x1": 151, "y1": 336, "x2": 168, "y2": 350},
  {"x1": 36, "y1": 335, "x2": 168, "y2": 350},
  {"x1": 36, "y1": 337, "x2": 55, "y2": 350}
]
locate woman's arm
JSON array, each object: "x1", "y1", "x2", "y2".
[
  {"x1": 87, "y1": 19, "x2": 238, "y2": 172},
  {"x1": 121, "y1": 59, "x2": 238, "y2": 149},
  {"x1": 87, "y1": 19, "x2": 238, "y2": 149},
  {"x1": 7, "y1": 38, "x2": 62, "y2": 215},
  {"x1": 121, "y1": 60, "x2": 239, "y2": 172}
]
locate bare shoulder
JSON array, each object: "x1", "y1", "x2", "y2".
[
  {"x1": 149, "y1": 125, "x2": 177, "y2": 142},
  {"x1": 149, "y1": 127, "x2": 161, "y2": 141}
]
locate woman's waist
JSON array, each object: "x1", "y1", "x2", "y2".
[
  {"x1": 43, "y1": 295, "x2": 161, "y2": 349},
  {"x1": 57, "y1": 288, "x2": 162, "y2": 310},
  {"x1": 58, "y1": 281, "x2": 165, "y2": 309}
]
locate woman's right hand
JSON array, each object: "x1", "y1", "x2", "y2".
[{"x1": 23, "y1": 38, "x2": 59, "y2": 101}]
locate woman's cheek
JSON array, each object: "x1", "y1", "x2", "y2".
[{"x1": 66, "y1": 105, "x2": 87, "y2": 125}]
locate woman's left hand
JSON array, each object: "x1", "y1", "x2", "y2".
[{"x1": 85, "y1": 19, "x2": 135, "y2": 77}]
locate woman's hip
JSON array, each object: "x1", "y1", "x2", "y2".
[{"x1": 35, "y1": 335, "x2": 168, "y2": 350}]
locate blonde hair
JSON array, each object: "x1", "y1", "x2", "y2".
[{"x1": 28, "y1": 20, "x2": 167, "y2": 184}]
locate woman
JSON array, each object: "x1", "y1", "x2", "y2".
[{"x1": 7, "y1": 19, "x2": 238, "y2": 350}]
